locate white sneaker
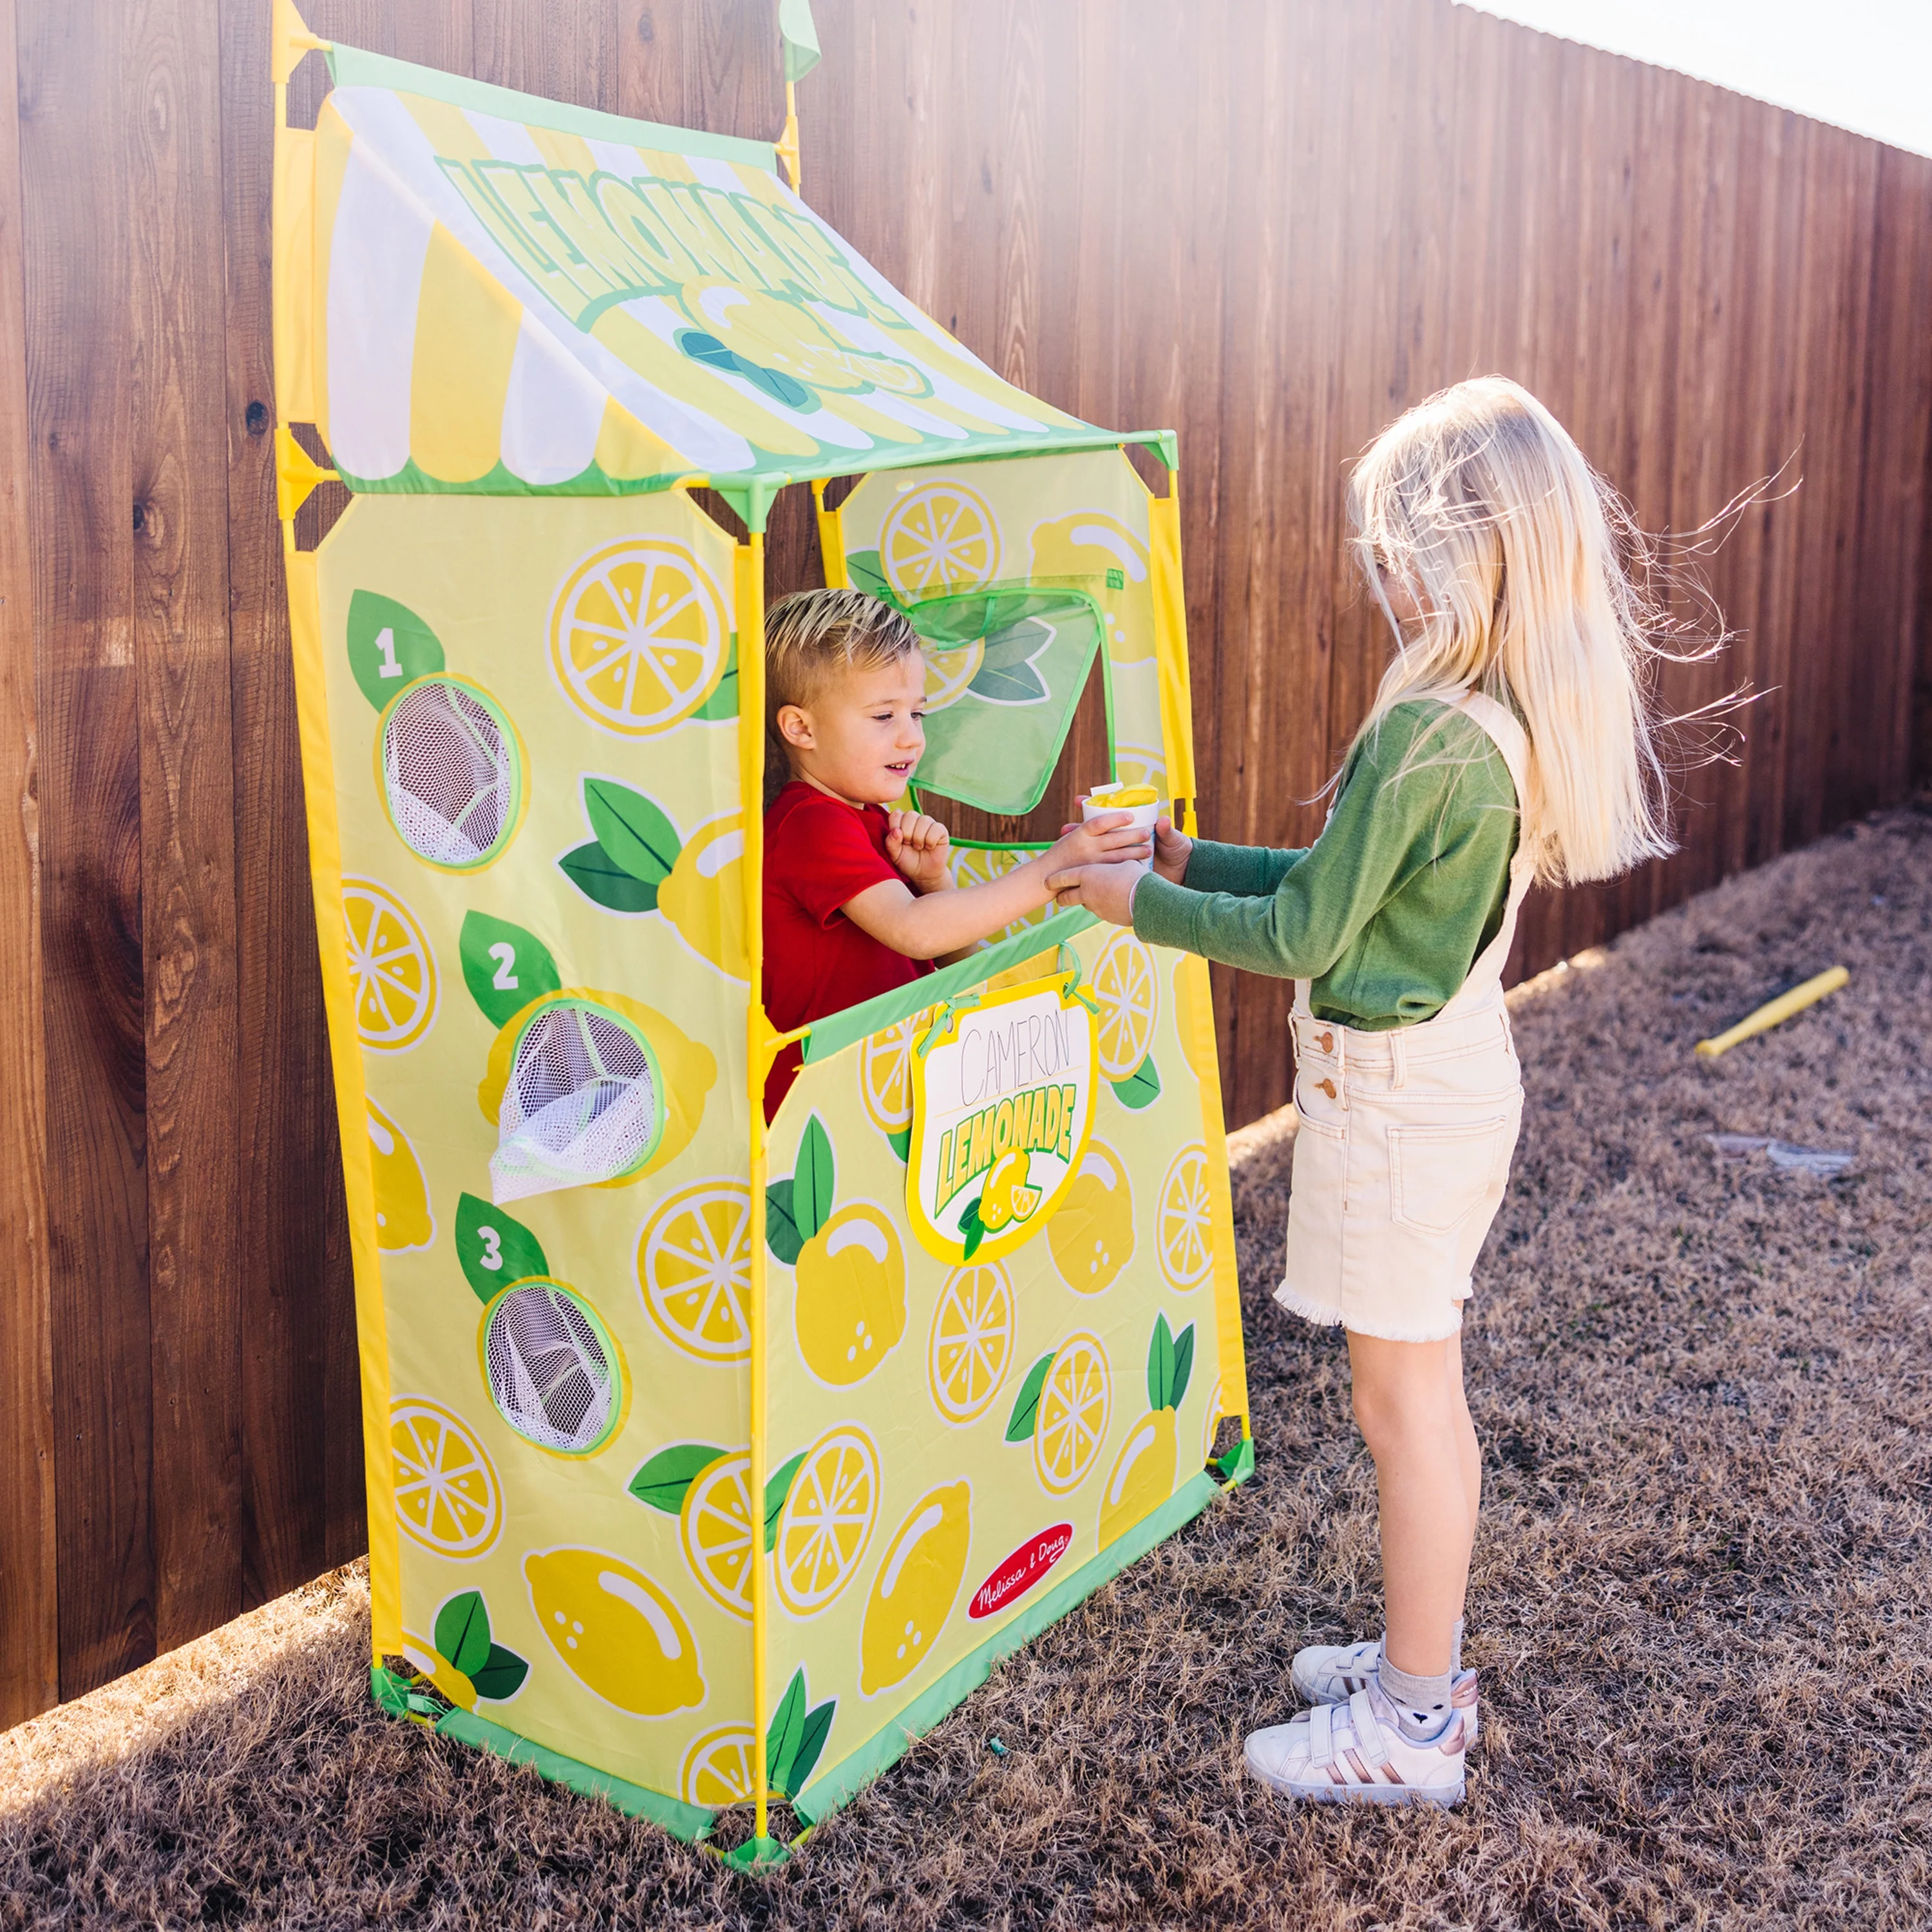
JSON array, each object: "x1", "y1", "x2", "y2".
[
  {"x1": 1291, "y1": 1638, "x2": 1479, "y2": 1745},
  {"x1": 1244, "y1": 1681, "x2": 1468, "y2": 1807}
]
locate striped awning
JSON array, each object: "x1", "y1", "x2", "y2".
[{"x1": 280, "y1": 45, "x2": 1119, "y2": 507}]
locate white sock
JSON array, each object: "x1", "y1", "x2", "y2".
[
  {"x1": 1453, "y1": 1616, "x2": 1464, "y2": 1673},
  {"x1": 1376, "y1": 1653, "x2": 1455, "y2": 1742}
]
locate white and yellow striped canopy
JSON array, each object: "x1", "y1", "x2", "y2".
[{"x1": 279, "y1": 45, "x2": 1120, "y2": 505}]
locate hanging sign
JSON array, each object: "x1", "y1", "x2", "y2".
[{"x1": 905, "y1": 970, "x2": 1098, "y2": 1265}]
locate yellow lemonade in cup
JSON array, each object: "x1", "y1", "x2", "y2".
[{"x1": 1081, "y1": 782, "x2": 1162, "y2": 871}]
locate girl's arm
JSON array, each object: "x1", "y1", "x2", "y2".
[{"x1": 1170, "y1": 837, "x2": 1310, "y2": 898}]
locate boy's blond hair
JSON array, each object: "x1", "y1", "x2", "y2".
[{"x1": 765, "y1": 589, "x2": 921, "y2": 777}]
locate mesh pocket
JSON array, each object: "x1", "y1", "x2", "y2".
[
  {"x1": 490, "y1": 1001, "x2": 663, "y2": 1204},
  {"x1": 382, "y1": 677, "x2": 519, "y2": 869},
  {"x1": 483, "y1": 1282, "x2": 619, "y2": 1454}
]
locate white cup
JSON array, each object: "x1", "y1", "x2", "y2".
[{"x1": 1081, "y1": 789, "x2": 1162, "y2": 872}]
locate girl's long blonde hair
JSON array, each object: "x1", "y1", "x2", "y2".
[{"x1": 1348, "y1": 376, "x2": 1689, "y2": 886}]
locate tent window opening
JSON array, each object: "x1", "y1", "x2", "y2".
[
  {"x1": 381, "y1": 675, "x2": 524, "y2": 871},
  {"x1": 483, "y1": 1280, "x2": 622, "y2": 1455}
]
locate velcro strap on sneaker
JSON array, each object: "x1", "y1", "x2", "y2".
[
  {"x1": 1307, "y1": 1702, "x2": 1336, "y2": 1768},
  {"x1": 1347, "y1": 1689, "x2": 1394, "y2": 1769}
]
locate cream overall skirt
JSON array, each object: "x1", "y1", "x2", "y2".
[{"x1": 1277, "y1": 691, "x2": 1534, "y2": 1343}]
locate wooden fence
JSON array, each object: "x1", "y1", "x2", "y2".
[{"x1": 3, "y1": 0, "x2": 1929, "y2": 1726}]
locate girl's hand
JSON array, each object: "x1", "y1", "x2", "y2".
[
  {"x1": 1151, "y1": 815, "x2": 1192, "y2": 884},
  {"x1": 886, "y1": 809, "x2": 954, "y2": 894},
  {"x1": 1045, "y1": 860, "x2": 1142, "y2": 927}
]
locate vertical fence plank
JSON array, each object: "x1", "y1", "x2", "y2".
[
  {"x1": 0, "y1": 0, "x2": 57, "y2": 1732},
  {"x1": 19, "y1": 0, "x2": 152, "y2": 1704}
]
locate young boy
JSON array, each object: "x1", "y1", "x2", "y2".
[{"x1": 762, "y1": 587, "x2": 1147, "y2": 1119}]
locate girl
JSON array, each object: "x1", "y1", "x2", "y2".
[{"x1": 1051, "y1": 377, "x2": 1680, "y2": 1807}]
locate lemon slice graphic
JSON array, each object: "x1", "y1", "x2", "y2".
[
  {"x1": 1032, "y1": 1332, "x2": 1112, "y2": 1496},
  {"x1": 391, "y1": 1397, "x2": 500, "y2": 1557},
  {"x1": 927, "y1": 1263, "x2": 1015, "y2": 1425},
  {"x1": 772, "y1": 1425, "x2": 880, "y2": 1618},
  {"x1": 549, "y1": 537, "x2": 728, "y2": 737},
  {"x1": 636, "y1": 1180, "x2": 753, "y2": 1363},
  {"x1": 1155, "y1": 1144, "x2": 1214, "y2": 1290},
  {"x1": 858, "y1": 1009, "x2": 926, "y2": 1137},
  {"x1": 879, "y1": 481, "x2": 1000, "y2": 599},
  {"x1": 343, "y1": 878, "x2": 438, "y2": 1051},
  {"x1": 1092, "y1": 933, "x2": 1159, "y2": 1081},
  {"x1": 681, "y1": 1725, "x2": 757, "y2": 1806},
  {"x1": 679, "y1": 1450, "x2": 755, "y2": 1620}
]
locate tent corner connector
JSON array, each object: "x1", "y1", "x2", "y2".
[{"x1": 272, "y1": 0, "x2": 330, "y2": 87}]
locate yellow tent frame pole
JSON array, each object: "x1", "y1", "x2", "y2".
[
  {"x1": 735, "y1": 534, "x2": 775, "y2": 1844},
  {"x1": 777, "y1": 79, "x2": 802, "y2": 194}
]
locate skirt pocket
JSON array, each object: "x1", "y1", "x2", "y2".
[{"x1": 1387, "y1": 1112, "x2": 1516, "y2": 1236}]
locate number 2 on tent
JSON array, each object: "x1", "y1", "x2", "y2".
[
  {"x1": 489, "y1": 943, "x2": 518, "y2": 990},
  {"x1": 375, "y1": 625, "x2": 402, "y2": 679}
]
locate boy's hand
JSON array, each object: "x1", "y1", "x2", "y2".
[
  {"x1": 1046, "y1": 810, "x2": 1153, "y2": 873},
  {"x1": 1045, "y1": 861, "x2": 1141, "y2": 927},
  {"x1": 1152, "y1": 815, "x2": 1192, "y2": 884},
  {"x1": 886, "y1": 809, "x2": 954, "y2": 895}
]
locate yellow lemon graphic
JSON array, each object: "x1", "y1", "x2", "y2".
[
  {"x1": 1047, "y1": 1139, "x2": 1135, "y2": 1294},
  {"x1": 880, "y1": 481, "x2": 1000, "y2": 599},
  {"x1": 951, "y1": 844, "x2": 1052, "y2": 942},
  {"x1": 681, "y1": 1725, "x2": 756, "y2": 1806},
  {"x1": 478, "y1": 988, "x2": 715, "y2": 1186},
  {"x1": 524, "y1": 1548, "x2": 705, "y2": 1718},
  {"x1": 859, "y1": 1009, "x2": 926, "y2": 1136},
  {"x1": 1156, "y1": 1145, "x2": 1215, "y2": 1291},
  {"x1": 927, "y1": 1263, "x2": 1015, "y2": 1425},
  {"x1": 859, "y1": 1481, "x2": 972, "y2": 1696},
  {"x1": 391, "y1": 1398, "x2": 500, "y2": 1557},
  {"x1": 1098, "y1": 1408, "x2": 1179, "y2": 1551},
  {"x1": 1112, "y1": 741, "x2": 1168, "y2": 799},
  {"x1": 549, "y1": 537, "x2": 728, "y2": 737},
  {"x1": 793, "y1": 1203, "x2": 906, "y2": 1386},
  {"x1": 636, "y1": 1180, "x2": 753, "y2": 1362},
  {"x1": 343, "y1": 878, "x2": 438, "y2": 1050},
  {"x1": 919, "y1": 637, "x2": 983, "y2": 713},
  {"x1": 1173, "y1": 954, "x2": 1215, "y2": 1086},
  {"x1": 976, "y1": 1148, "x2": 1042, "y2": 1234},
  {"x1": 399, "y1": 1631, "x2": 477, "y2": 1712},
  {"x1": 1028, "y1": 510, "x2": 1153, "y2": 662},
  {"x1": 772, "y1": 1425, "x2": 880, "y2": 1617},
  {"x1": 368, "y1": 1099, "x2": 434, "y2": 1253},
  {"x1": 1033, "y1": 1332, "x2": 1112, "y2": 1496},
  {"x1": 658, "y1": 812, "x2": 748, "y2": 980},
  {"x1": 679, "y1": 1450, "x2": 755, "y2": 1621},
  {"x1": 1093, "y1": 933, "x2": 1159, "y2": 1081}
]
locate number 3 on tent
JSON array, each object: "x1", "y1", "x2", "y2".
[
  {"x1": 489, "y1": 943, "x2": 518, "y2": 990},
  {"x1": 478, "y1": 1226, "x2": 502, "y2": 1271}
]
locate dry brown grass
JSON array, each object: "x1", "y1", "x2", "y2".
[{"x1": 5, "y1": 807, "x2": 1931, "y2": 1929}]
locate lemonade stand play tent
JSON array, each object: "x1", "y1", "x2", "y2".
[{"x1": 271, "y1": 0, "x2": 1249, "y2": 1862}]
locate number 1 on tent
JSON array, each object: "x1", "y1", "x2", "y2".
[{"x1": 375, "y1": 626, "x2": 402, "y2": 679}]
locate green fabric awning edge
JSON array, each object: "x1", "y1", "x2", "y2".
[{"x1": 325, "y1": 42, "x2": 780, "y2": 173}]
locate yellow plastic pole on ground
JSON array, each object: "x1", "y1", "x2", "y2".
[{"x1": 1694, "y1": 965, "x2": 1848, "y2": 1059}]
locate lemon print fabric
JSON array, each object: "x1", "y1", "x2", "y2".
[
  {"x1": 343, "y1": 878, "x2": 439, "y2": 1051},
  {"x1": 368, "y1": 1099, "x2": 434, "y2": 1253},
  {"x1": 1006, "y1": 1331, "x2": 1112, "y2": 1497},
  {"x1": 927, "y1": 1264, "x2": 1015, "y2": 1425},
  {"x1": 392, "y1": 1397, "x2": 500, "y2": 1558},
  {"x1": 636, "y1": 1180, "x2": 753, "y2": 1362},
  {"x1": 560, "y1": 780, "x2": 747, "y2": 981},
  {"x1": 1099, "y1": 1313, "x2": 1195, "y2": 1550},
  {"x1": 878, "y1": 481, "x2": 1000, "y2": 598},
  {"x1": 524, "y1": 1547, "x2": 705, "y2": 1718},
  {"x1": 1047, "y1": 1139, "x2": 1134, "y2": 1294},
  {"x1": 628, "y1": 1443, "x2": 755, "y2": 1620},
  {"x1": 768, "y1": 1424, "x2": 881, "y2": 1618},
  {"x1": 402, "y1": 1587, "x2": 530, "y2": 1714},
  {"x1": 1029, "y1": 509, "x2": 1155, "y2": 663},
  {"x1": 1094, "y1": 932, "x2": 1163, "y2": 1110},
  {"x1": 859, "y1": 1482, "x2": 972, "y2": 1696},
  {"x1": 681, "y1": 1727, "x2": 757, "y2": 1807},
  {"x1": 548, "y1": 537, "x2": 730, "y2": 737},
  {"x1": 770, "y1": 1115, "x2": 906, "y2": 1387},
  {"x1": 1156, "y1": 1145, "x2": 1215, "y2": 1291}
]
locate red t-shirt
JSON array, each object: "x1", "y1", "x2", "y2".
[{"x1": 763, "y1": 782, "x2": 934, "y2": 1119}]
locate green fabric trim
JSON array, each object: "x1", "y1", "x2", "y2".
[
  {"x1": 721, "y1": 1834, "x2": 793, "y2": 1870},
  {"x1": 779, "y1": 0, "x2": 822, "y2": 82},
  {"x1": 434, "y1": 1705, "x2": 717, "y2": 1842},
  {"x1": 790, "y1": 1455, "x2": 1248, "y2": 1825},
  {"x1": 1214, "y1": 1435, "x2": 1255, "y2": 1484},
  {"x1": 799, "y1": 907, "x2": 1096, "y2": 1066},
  {"x1": 325, "y1": 44, "x2": 779, "y2": 171}
]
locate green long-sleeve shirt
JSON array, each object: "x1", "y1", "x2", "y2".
[{"x1": 1132, "y1": 699, "x2": 1520, "y2": 1030}]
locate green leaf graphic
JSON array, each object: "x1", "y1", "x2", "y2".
[
  {"x1": 969, "y1": 658, "x2": 1048, "y2": 705},
  {"x1": 764, "y1": 1451, "x2": 806, "y2": 1550},
  {"x1": 469, "y1": 1642, "x2": 529, "y2": 1703},
  {"x1": 628, "y1": 1444, "x2": 725, "y2": 1515},
  {"x1": 1170, "y1": 1322, "x2": 1196, "y2": 1415},
  {"x1": 460, "y1": 911, "x2": 561, "y2": 1028},
  {"x1": 1110, "y1": 1053, "x2": 1162, "y2": 1111},
  {"x1": 960, "y1": 1194, "x2": 986, "y2": 1261},
  {"x1": 766, "y1": 1666, "x2": 809, "y2": 1793},
  {"x1": 559, "y1": 840, "x2": 659, "y2": 914},
  {"x1": 1148, "y1": 1312, "x2": 1176, "y2": 1415},
  {"x1": 766, "y1": 1178, "x2": 804, "y2": 1266},
  {"x1": 1005, "y1": 1350, "x2": 1056, "y2": 1443},
  {"x1": 346, "y1": 590, "x2": 444, "y2": 710},
  {"x1": 844, "y1": 549, "x2": 895, "y2": 605},
  {"x1": 788, "y1": 1696, "x2": 837, "y2": 1797},
  {"x1": 886, "y1": 1125, "x2": 912, "y2": 1165},
  {"x1": 695, "y1": 637, "x2": 739, "y2": 723},
  {"x1": 455, "y1": 1194, "x2": 549, "y2": 1302},
  {"x1": 794, "y1": 1114, "x2": 835, "y2": 1240},
  {"x1": 433, "y1": 1590, "x2": 492, "y2": 1679},
  {"x1": 583, "y1": 778, "x2": 682, "y2": 887}
]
